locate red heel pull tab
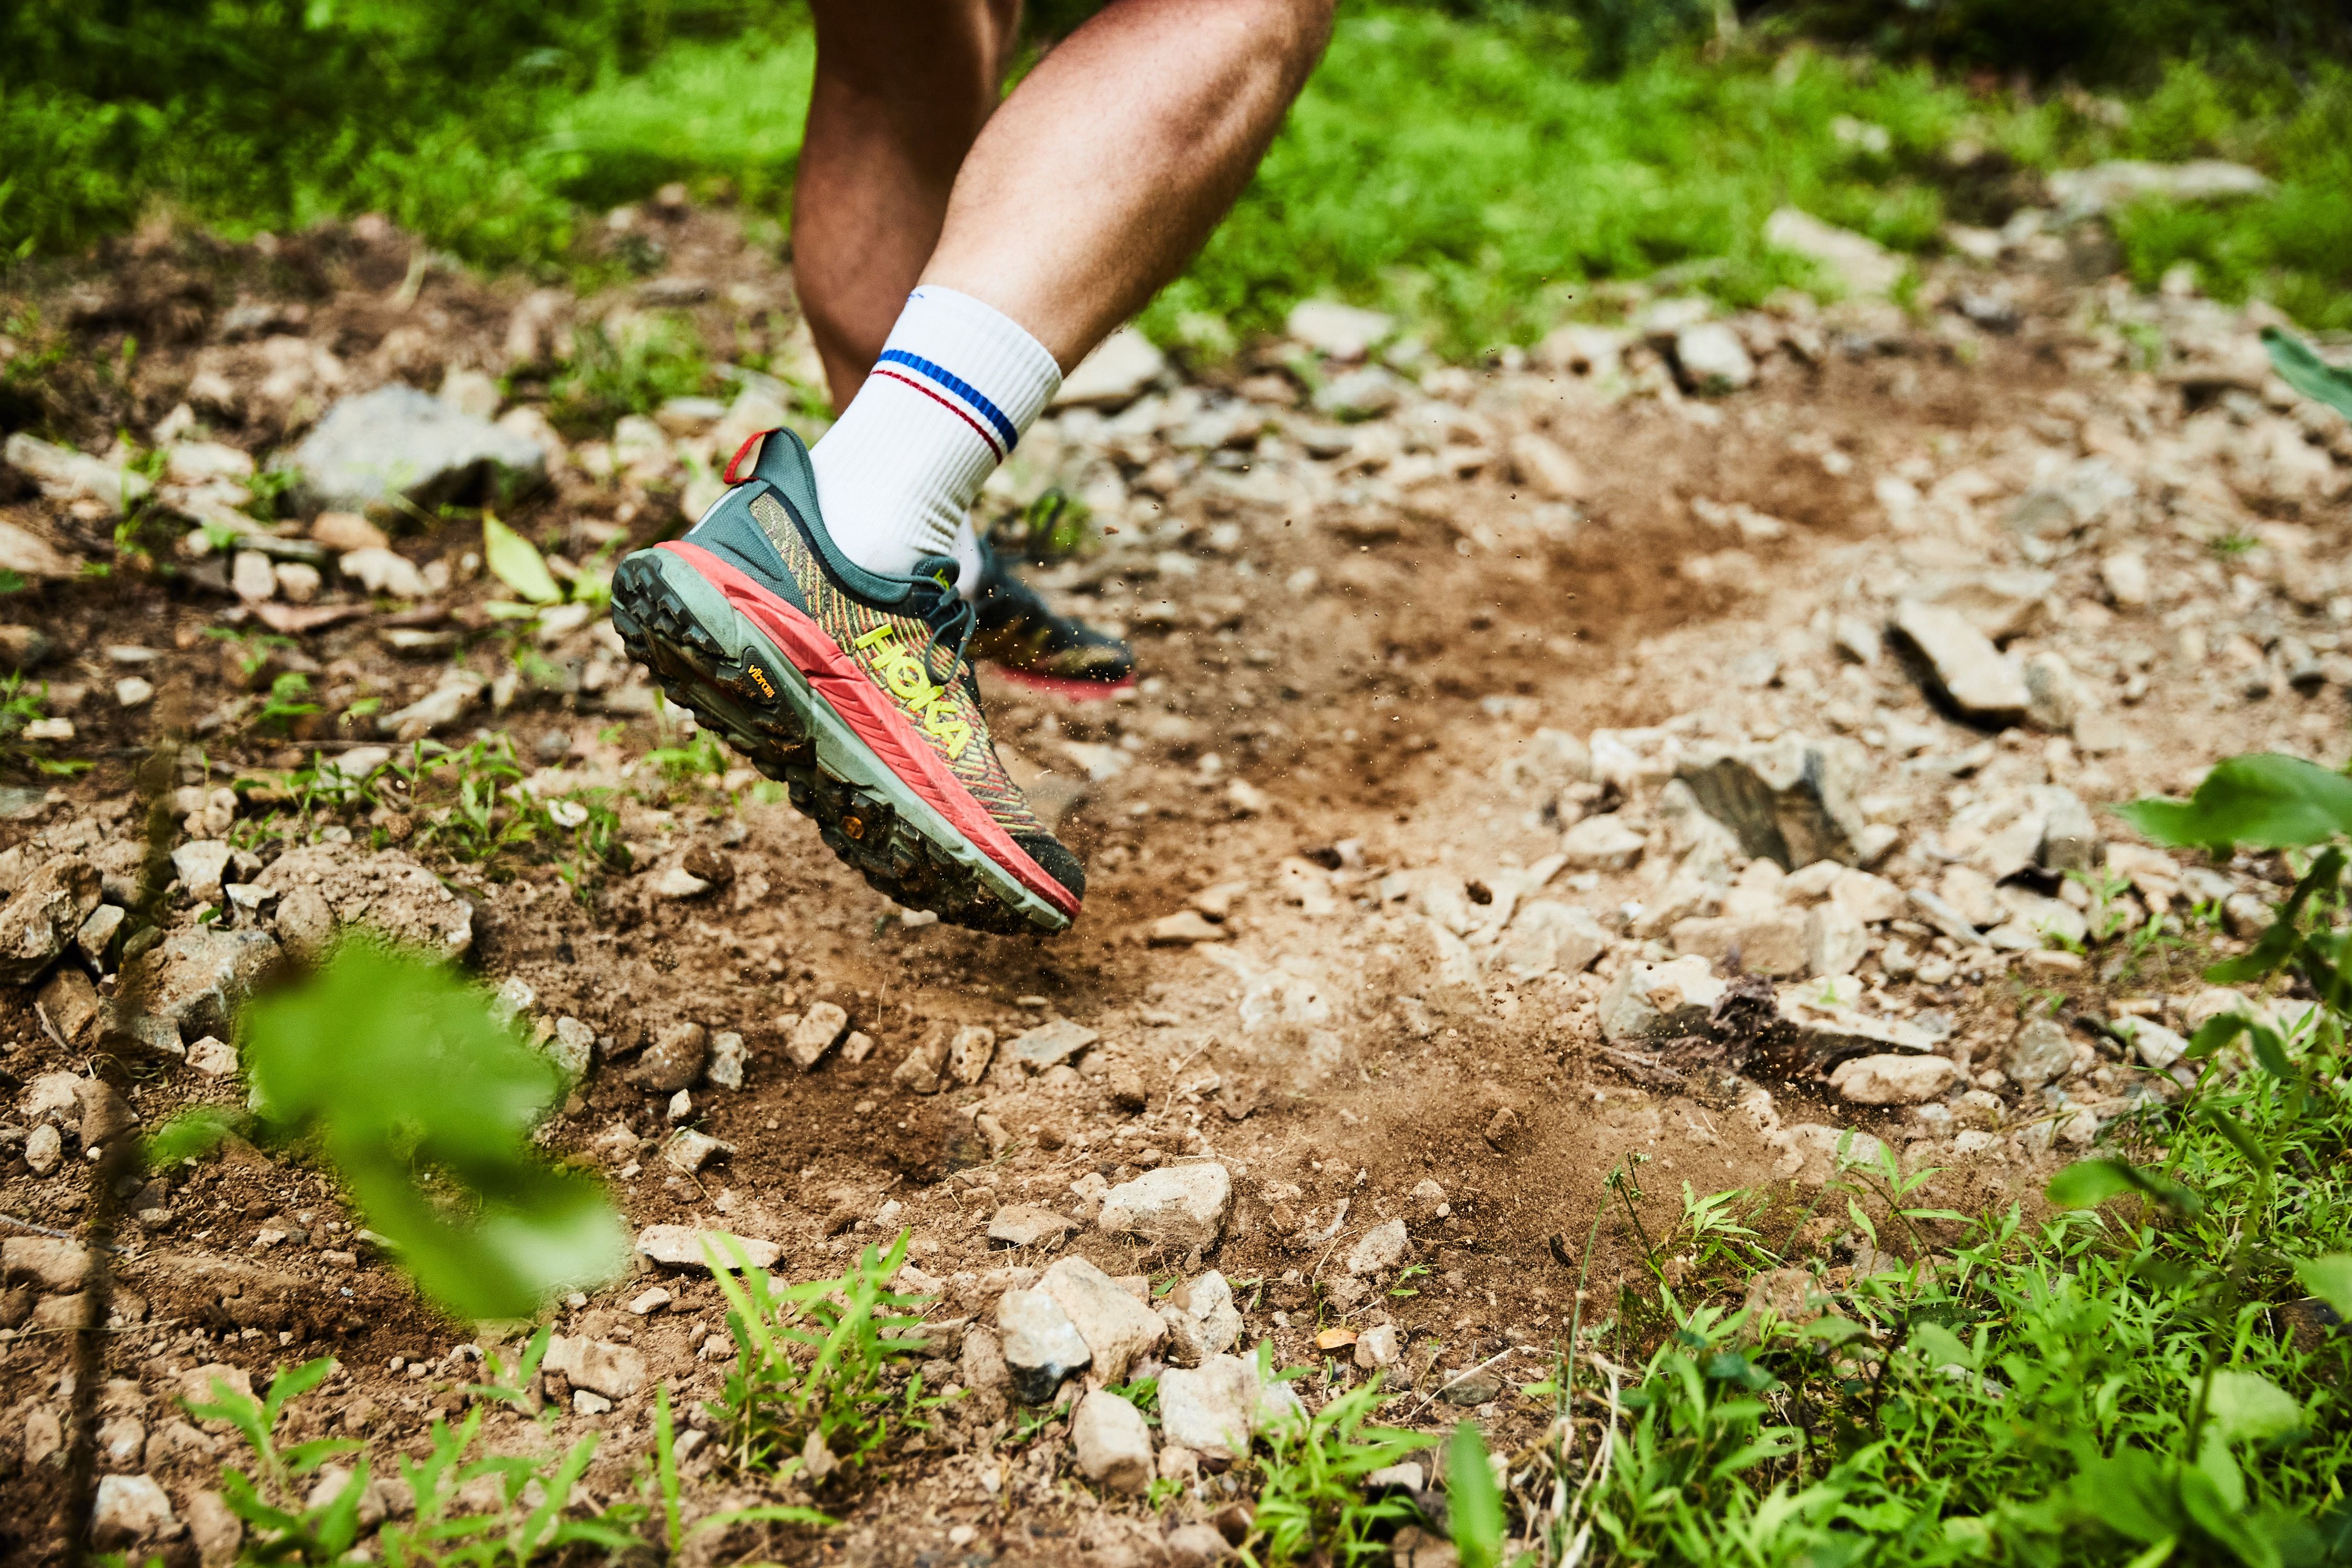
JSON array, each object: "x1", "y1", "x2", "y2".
[{"x1": 722, "y1": 429, "x2": 780, "y2": 487}]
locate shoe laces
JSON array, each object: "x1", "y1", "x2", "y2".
[{"x1": 909, "y1": 571, "x2": 979, "y2": 691}]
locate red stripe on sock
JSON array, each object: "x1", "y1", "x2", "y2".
[{"x1": 872, "y1": 368, "x2": 1005, "y2": 459}]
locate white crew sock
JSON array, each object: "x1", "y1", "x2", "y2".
[{"x1": 809, "y1": 285, "x2": 1060, "y2": 587}]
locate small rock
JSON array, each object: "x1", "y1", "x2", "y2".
[
  {"x1": 663, "y1": 1128, "x2": 732, "y2": 1173},
  {"x1": 635, "y1": 1224, "x2": 780, "y2": 1271},
  {"x1": 292, "y1": 384, "x2": 546, "y2": 514},
  {"x1": 651, "y1": 864, "x2": 711, "y2": 900},
  {"x1": 1742, "y1": 1266, "x2": 1834, "y2": 1329},
  {"x1": 1676, "y1": 734, "x2": 1873, "y2": 869},
  {"x1": 704, "y1": 1029, "x2": 746, "y2": 1089},
  {"x1": 1098, "y1": 1163, "x2": 1233, "y2": 1250},
  {"x1": 1159, "y1": 1354, "x2": 1260, "y2": 1458},
  {"x1": 997, "y1": 1287, "x2": 1092, "y2": 1404},
  {"x1": 1346, "y1": 1219, "x2": 1410, "y2": 1276},
  {"x1": 1312, "y1": 366, "x2": 1409, "y2": 419},
  {"x1": 36, "y1": 967, "x2": 99, "y2": 1043},
  {"x1": 1828, "y1": 1054, "x2": 1962, "y2": 1105},
  {"x1": 1561, "y1": 813, "x2": 1645, "y2": 871},
  {"x1": 1355, "y1": 1323, "x2": 1402, "y2": 1369},
  {"x1": 1597, "y1": 956, "x2": 1725, "y2": 1042},
  {"x1": 231, "y1": 550, "x2": 278, "y2": 602},
  {"x1": 1492, "y1": 900, "x2": 1610, "y2": 979},
  {"x1": 1072, "y1": 1388, "x2": 1154, "y2": 1495},
  {"x1": 337, "y1": 546, "x2": 432, "y2": 599},
  {"x1": 186, "y1": 1490, "x2": 241, "y2": 1568},
  {"x1": 1169, "y1": 1271, "x2": 1241, "y2": 1355},
  {"x1": 541, "y1": 1334, "x2": 647, "y2": 1399},
  {"x1": 1506, "y1": 432, "x2": 1592, "y2": 502},
  {"x1": 122, "y1": 927, "x2": 279, "y2": 1039},
  {"x1": 1672, "y1": 908, "x2": 1813, "y2": 977},
  {"x1": 1673, "y1": 322, "x2": 1756, "y2": 393},
  {"x1": 1286, "y1": 299, "x2": 1394, "y2": 360},
  {"x1": 116, "y1": 676, "x2": 155, "y2": 709},
  {"x1": 2005, "y1": 1019, "x2": 2074, "y2": 1090},
  {"x1": 2100, "y1": 551, "x2": 2151, "y2": 607},
  {"x1": 23, "y1": 1123, "x2": 61, "y2": 1176},
  {"x1": 3, "y1": 432, "x2": 151, "y2": 520},
  {"x1": 1041, "y1": 1256, "x2": 1167, "y2": 1385},
  {"x1": 310, "y1": 512, "x2": 389, "y2": 552},
  {"x1": 0, "y1": 856, "x2": 102, "y2": 985},
  {"x1": 2, "y1": 1236, "x2": 89, "y2": 1290},
  {"x1": 186, "y1": 1035, "x2": 239, "y2": 1077},
  {"x1": 1772, "y1": 984, "x2": 1939, "y2": 1064},
  {"x1": 543, "y1": 1017, "x2": 596, "y2": 1079},
  {"x1": 989, "y1": 1205, "x2": 1079, "y2": 1249},
  {"x1": 632, "y1": 1022, "x2": 708, "y2": 1091},
  {"x1": 788, "y1": 1001, "x2": 850, "y2": 1068},
  {"x1": 92, "y1": 1474, "x2": 179, "y2": 1548},
  {"x1": 171, "y1": 840, "x2": 236, "y2": 901},
  {"x1": 892, "y1": 1027, "x2": 952, "y2": 1095},
  {"x1": 1053, "y1": 328, "x2": 1167, "y2": 409},
  {"x1": 1009, "y1": 1019, "x2": 1099, "y2": 1074},
  {"x1": 1765, "y1": 207, "x2": 1904, "y2": 296},
  {"x1": 1149, "y1": 909, "x2": 1229, "y2": 945},
  {"x1": 949, "y1": 1024, "x2": 997, "y2": 1085},
  {"x1": 2111, "y1": 1016, "x2": 2188, "y2": 1071},
  {"x1": 1890, "y1": 600, "x2": 2031, "y2": 724},
  {"x1": 961, "y1": 1325, "x2": 1011, "y2": 1399},
  {"x1": 1167, "y1": 1521, "x2": 1237, "y2": 1568}
]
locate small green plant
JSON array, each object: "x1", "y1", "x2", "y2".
[
  {"x1": 1446, "y1": 1422, "x2": 1511, "y2": 1568},
  {"x1": 1243, "y1": 1375, "x2": 1422, "y2": 1567},
  {"x1": 254, "y1": 670, "x2": 322, "y2": 735},
  {"x1": 0, "y1": 673, "x2": 83, "y2": 776},
  {"x1": 702, "y1": 1229, "x2": 951, "y2": 1477},
  {"x1": 147, "y1": 940, "x2": 628, "y2": 1320},
  {"x1": 2211, "y1": 528, "x2": 2261, "y2": 561},
  {"x1": 548, "y1": 314, "x2": 710, "y2": 435},
  {"x1": 643, "y1": 725, "x2": 730, "y2": 788},
  {"x1": 183, "y1": 1358, "x2": 367, "y2": 1565},
  {"x1": 2265, "y1": 327, "x2": 2352, "y2": 420},
  {"x1": 378, "y1": 1404, "x2": 638, "y2": 1568}
]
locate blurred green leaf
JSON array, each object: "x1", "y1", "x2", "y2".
[
  {"x1": 482, "y1": 512, "x2": 563, "y2": 605},
  {"x1": 2207, "y1": 1370, "x2": 2303, "y2": 1446},
  {"x1": 2047, "y1": 1158, "x2": 2205, "y2": 1216},
  {"x1": 2296, "y1": 1255, "x2": 2352, "y2": 1318},
  {"x1": 2263, "y1": 327, "x2": 2352, "y2": 420},
  {"x1": 1447, "y1": 1422, "x2": 1507, "y2": 1568},
  {"x1": 240, "y1": 939, "x2": 626, "y2": 1319},
  {"x1": 2116, "y1": 754, "x2": 2352, "y2": 854},
  {"x1": 145, "y1": 1103, "x2": 248, "y2": 1166}
]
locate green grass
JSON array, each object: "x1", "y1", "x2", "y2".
[{"x1": 7, "y1": 5, "x2": 2347, "y2": 350}]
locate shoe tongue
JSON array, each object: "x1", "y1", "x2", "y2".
[{"x1": 909, "y1": 554, "x2": 962, "y2": 594}]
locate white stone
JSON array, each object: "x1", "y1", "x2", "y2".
[
  {"x1": 1053, "y1": 328, "x2": 1166, "y2": 409},
  {"x1": 1889, "y1": 599, "x2": 2031, "y2": 723},
  {"x1": 1345, "y1": 1218, "x2": 1410, "y2": 1276},
  {"x1": 1765, "y1": 207, "x2": 1904, "y2": 296},
  {"x1": 1597, "y1": 956, "x2": 1726, "y2": 1042},
  {"x1": 541, "y1": 1335, "x2": 647, "y2": 1399},
  {"x1": 92, "y1": 1474, "x2": 178, "y2": 1547},
  {"x1": 1674, "y1": 323, "x2": 1756, "y2": 393},
  {"x1": 232, "y1": 550, "x2": 278, "y2": 602},
  {"x1": 115, "y1": 676, "x2": 154, "y2": 709},
  {"x1": 170, "y1": 839, "x2": 235, "y2": 900},
  {"x1": 1286, "y1": 299, "x2": 1395, "y2": 360},
  {"x1": 788, "y1": 1001, "x2": 849, "y2": 1068},
  {"x1": 1828, "y1": 1054, "x2": 1962, "y2": 1105},
  {"x1": 635, "y1": 1224, "x2": 780, "y2": 1271},
  {"x1": 1071, "y1": 1388, "x2": 1155, "y2": 1494},
  {"x1": 1561, "y1": 813, "x2": 1646, "y2": 871},
  {"x1": 186, "y1": 1035, "x2": 238, "y2": 1077},
  {"x1": 2112, "y1": 1016, "x2": 2188, "y2": 1071},
  {"x1": 1170, "y1": 1271, "x2": 1241, "y2": 1355},
  {"x1": 1098, "y1": 1163, "x2": 1233, "y2": 1249},
  {"x1": 997, "y1": 1287, "x2": 1091, "y2": 1404},
  {"x1": 338, "y1": 546, "x2": 432, "y2": 599},
  {"x1": 1040, "y1": 1256, "x2": 1167, "y2": 1385},
  {"x1": 1159, "y1": 1353, "x2": 1260, "y2": 1457}
]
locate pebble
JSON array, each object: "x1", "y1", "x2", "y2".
[
  {"x1": 91, "y1": 1474, "x2": 178, "y2": 1548},
  {"x1": 788, "y1": 1001, "x2": 849, "y2": 1068},
  {"x1": 997, "y1": 1287, "x2": 1092, "y2": 1404},
  {"x1": 1828, "y1": 1053, "x2": 1962, "y2": 1105},
  {"x1": 2005, "y1": 1019, "x2": 2075, "y2": 1090},
  {"x1": 651, "y1": 864, "x2": 711, "y2": 900},
  {"x1": 187, "y1": 1034, "x2": 239, "y2": 1077},
  {"x1": 23, "y1": 1122, "x2": 61, "y2": 1176},
  {"x1": 1597, "y1": 956, "x2": 1726, "y2": 1041},
  {"x1": 1149, "y1": 909, "x2": 1229, "y2": 945},
  {"x1": 1009, "y1": 1019, "x2": 1099, "y2": 1074},
  {"x1": 632, "y1": 1022, "x2": 707, "y2": 1091},
  {"x1": 0, "y1": 856, "x2": 102, "y2": 985},
  {"x1": 949, "y1": 1024, "x2": 997, "y2": 1085},
  {"x1": 635, "y1": 1224, "x2": 780, "y2": 1271},
  {"x1": 1098, "y1": 1163, "x2": 1234, "y2": 1250},
  {"x1": 541, "y1": 1334, "x2": 647, "y2": 1399},
  {"x1": 1560, "y1": 813, "x2": 1645, "y2": 871},
  {"x1": 1041, "y1": 1256, "x2": 1167, "y2": 1385},
  {"x1": 2111, "y1": 1016, "x2": 2187, "y2": 1070},
  {"x1": 1071, "y1": 1388, "x2": 1155, "y2": 1495},
  {"x1": 1674, "y1": 322, "x2": 1756, "y2": 393},
  {"x1": 122, "y1": 926, "x2": 280, "y2": 1040},
  {"x1": 1676, "y1": 735, "x2": 1873, "y2": 870},
  {"x1": 1355, "y1": 1323, "x2": 1402, "y2": 1369},
  {"x1": 663, "y1": 1128, "x2": 732, "y2": 1173},
  {"x1": 1889, "y1": 600, "x2": 2032, "y2": 723},
  {"x1": 988, "y1": 1204, "x2": 1080, "y2": 1249},
  {"x1": 292, "y1": 384, "x2": 547, "y2": 514},
  {"x1": 1345, "y1": 1218, "x2": 1410, "y2": 1276},
  {"x1": 1159, "y1": 1354, "x2": 1260, "y2": 1458},
  {"x1": 1287, "y1": 299, "x2": 1395, "y2": 360}
]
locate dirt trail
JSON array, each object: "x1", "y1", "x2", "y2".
[{"x1": 0, "y1": 208, "x2": 2347, "y2": 1564}]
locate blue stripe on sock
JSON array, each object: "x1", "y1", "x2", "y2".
[{"x1": 877, "y1": 349, "x2": 1020, "y2": 454}]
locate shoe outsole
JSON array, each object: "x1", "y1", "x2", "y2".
[{"x1": 609, "y1": 551, "x2": 1073, "y2": 937}]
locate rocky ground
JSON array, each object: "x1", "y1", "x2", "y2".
[{"x1": 0, "y1": 188, "x2": 2347, "y2": 1566}]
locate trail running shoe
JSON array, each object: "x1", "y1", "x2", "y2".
[
  {"x1": 970, "y1": 540, "x2": 1136, "y2": 698},
  {"x1": 608, "y1": 428, "x2": 1084, "y2": 936}
]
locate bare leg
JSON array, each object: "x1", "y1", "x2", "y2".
[
  {"x1": 923, "y1": 0, "x2": 1334, "y2": 368},
  {"x1": 792, "y1": 0, "x2": 1023, "y2": 408}
]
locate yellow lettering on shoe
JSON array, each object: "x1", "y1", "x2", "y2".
[{"x1": 852, "y1": 619, "x2": 971, "y2": 759}]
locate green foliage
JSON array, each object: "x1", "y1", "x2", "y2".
[
  {"x1": 255, "y1": 671, "x2": 322, "y2": 736},
  {"x1": 643, "y1": 726, "x2": 729, "y2": 788},
  {"x1": 481, "y1": 515, "x2": 565, "y2": 607},
  {"x1": 148, "y1": 942, "x2": 627, "y2": 1321},
  {"x1": 548, "y1": 315, "x2": 713, "y2": 436},
  {"x1": 702, "y1": 1229, "x2": 949, "y2": 1478},
  {"x1": 2265, "y1": 328, "x2": 2352, "y2": 421},
  {"x1": 1445, "y1": 1422, "x2": 1509, "y2": 1568},
  {"x1": 2117, "y1": 753, "x2": 2352, "y2": 857},
  {"x1": 0, "y1": 673, "x2": 82, "y2": 777},
  {"x1": 183, "y1": 1357, "x2": 368, "y2": 1565},
  {"x1": 1243, "y1": 1377, "x2": 1422, "y2": 1567},
  {"x1": 378, "y1": 1404, "x2": 636, "y2": 1568}
]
